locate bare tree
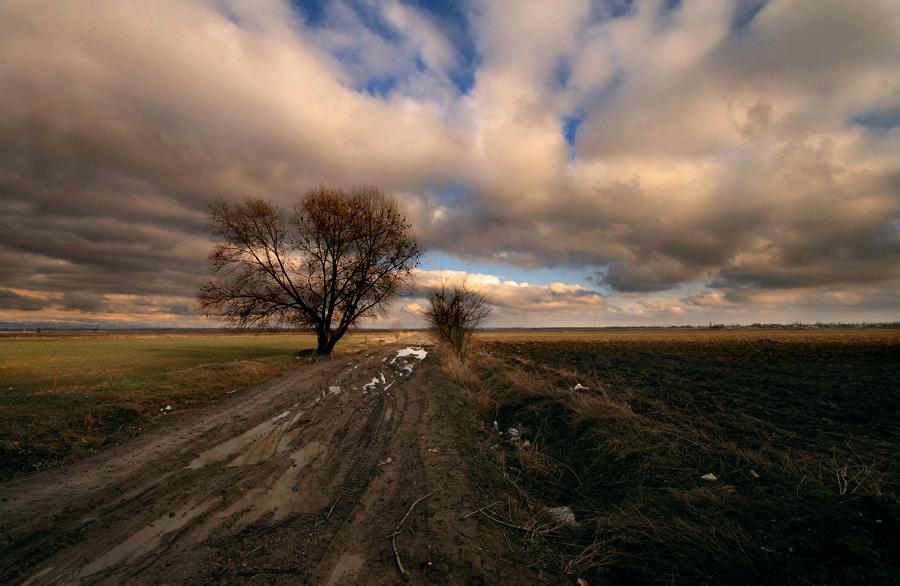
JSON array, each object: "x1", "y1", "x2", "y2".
[
  {"x1": 423, "y1": 278, "x2": 491, "y2": 356},
  {"x1": 199, "y1": 186, "x2": 421, "y2": 359}
]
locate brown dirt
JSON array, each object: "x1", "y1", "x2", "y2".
[{"x1": 0, "y1": 337, "x2": 551, "y2": 585}]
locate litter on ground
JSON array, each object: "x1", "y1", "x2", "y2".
[{"x1": 546, "y1": 506, "x2": 577, "y2": 527}]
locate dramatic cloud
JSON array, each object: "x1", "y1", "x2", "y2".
[
  {"x1": 1, "y1": 0, "x2": 898, "y2": 326},
  {"x1": 407, "y1": 269, "x2": 611, "y2": 326}
]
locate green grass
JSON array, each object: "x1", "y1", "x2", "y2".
[
  {"x1": 1, "y1": 333, "x2": 313, "y2": 391},
  {"x1": 0, "y1": 332, "x2": 375, "y2": 478}
]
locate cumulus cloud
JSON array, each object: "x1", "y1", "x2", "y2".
[
  {"x1": 425, "y1": 0, "x2": 900, "y2": 300},
  {"x1": 1, "y1": 0, "x2": 898, "y2": 326},
  {"x1": 392, "y1": 269, "x2": 613, "y2": 327}
]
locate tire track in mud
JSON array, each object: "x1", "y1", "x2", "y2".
[
  {"x1": 2, "y1": 340, "x2": 551, "y2": 585},
  {"x1": 1, "y1": 341, "x2": 428, "y2": 584}
]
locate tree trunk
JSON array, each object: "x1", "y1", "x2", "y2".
[{"x1": 315, "y1": 332, "x2": 332, "y2": 361}]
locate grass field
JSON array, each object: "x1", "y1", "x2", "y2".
[
  {"x1": 0, "y1": 331, "x2": 386, "y2": 479},
  {"x1": 449, "y1": 329, "x2": 900, "y2": 585}
]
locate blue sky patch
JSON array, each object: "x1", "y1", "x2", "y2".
[
  {"x1": 290, "y1": 0, "x2": 327, "y2": 27},
  {"x1": 731, "y1": 0, "x2": 768, "y2": 33},
  {"x1": 852, "y1": 106, "x2": 900, "y2": 130},
  {"x1": 360, "y1": 76, "x2": 398, "y2": 98},
  {"x1": 563, "y1": 114, "x2": 585, "y2": 147},
  {"x1": 421, "y1": 252, "x2": 592, "y2": 288}
]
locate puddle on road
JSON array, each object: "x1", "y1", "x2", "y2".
[
  {"x1": 210, "y1": 440, "x2": 327, "y2": 529},
  {"x1": 21, "y1": 566, "x2": 54, "y2": 586},
  {"x1": 77, "y1": 500, "x2": 214, "y2": 578},
  {"x1": 290, "y1": 440, "x2": 324, "y2": 469},
  {"x1": 325, "y1": 553, "x2": 365, "y2": 586},
  {"x1": 188, "y1": 410, "x2": 297, "y2": 469},
  {"x1": 289, "y1": 410, "x2": 306, "y2": 426}
]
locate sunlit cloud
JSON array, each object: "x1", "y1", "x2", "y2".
[{"x1": 1, "y1": 0, "x2": 898, "y2": 327}]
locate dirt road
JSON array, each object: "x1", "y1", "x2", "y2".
[{"x1": 0, "y1": 338, "x2": 546, "y2": 584}]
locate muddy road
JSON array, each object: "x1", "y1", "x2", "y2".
[{"x1": 1, "y1": 338, "x2": 544, "y2": 584}]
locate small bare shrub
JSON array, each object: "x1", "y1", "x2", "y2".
[{"x1": 423, "y1": 279, "x2": 491, "y2": 357}]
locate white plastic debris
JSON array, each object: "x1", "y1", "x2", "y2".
[
  {"x1": 546, "y1": 506, "x2": 577, "y2": 527},
  {"x1": 160, "y1": 405, "x2": 172, "y2": 413},
  {"x1": 507, "y1": 428, "x2": 521, "y2": 441},
  {"x1": 492, "y1": 420, "x2": 500, "y2": 432},
  {"x1": 701, "y1": 473, "x2": 718, "y2": 481},
  {"x1": 573, "y1": 383, "x2": 589, "y2": 391},
  {"x1": 328, "y1": 386, "x2": 342, "y2": 396}
]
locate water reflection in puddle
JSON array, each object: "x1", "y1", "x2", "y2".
[
  {"x1": 209, "y1": 441, "x2": 327, "y2": 529},
  {"x1": 188, "y1": 410, "x2": 299, "y2": 469},
  {"x1": 325, "y1": 553, "x2": 365, "y2": 586},
  {"x1": 78, "y1": 500, "x2": 215, "y2": 578}
]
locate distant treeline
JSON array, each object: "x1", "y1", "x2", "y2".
[
  {"x1": 480, "y1": 322, "x2": 900, "y2": 331},
  {"x1": 2, "y1": 322, "x2": 899, "y2": 333}
]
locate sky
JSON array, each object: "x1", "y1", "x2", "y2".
[{"x1": 1, "y1": 0, "x2": 899, "y2": 328}]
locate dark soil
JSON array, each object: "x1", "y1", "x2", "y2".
[{"x1": 472, "y1": 332, "x2": 900, "y2": 585}]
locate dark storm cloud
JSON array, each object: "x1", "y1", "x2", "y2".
[
  {"x1": 0, "y1": 289, "x2": 45, "y2": 312},
  {"x1": 0, "y1": 0, "x2": 469, "y2": 322}
]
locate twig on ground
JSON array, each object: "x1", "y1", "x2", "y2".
[
  {"x1": 389, "y1": 490, "x2": 438, "y2": 577},
  {"x1": 326, "y1": 495, "x2": 342, "y2": 519},
  {"x1": 313, "y1": 495, "x2": 343, "y2": 528},
  {"x1": 796, "y1": 474, "x2": 807, "y2": 498},
  {"x1": 477, "y1": 509, "x2": 534, "y2": 533},
  {"x1": 461, "y1": 500, "x2": 501, "y2": 520},
  {"x1": 391, "y1": 535, "x2": 405, "y2": 578}
]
